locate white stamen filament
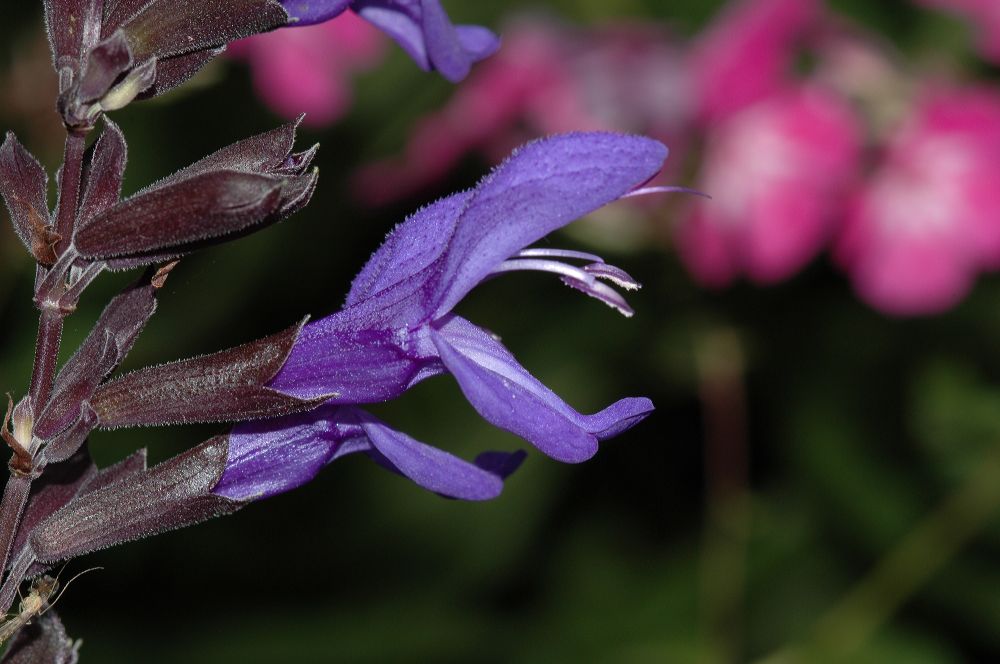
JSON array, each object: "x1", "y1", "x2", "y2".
[
  {"x1": 491, "y1": 253, "x2": 639, "y2": 317},
  {"x1": 512, "y1": 248, "x2": 605, "y2": 263},
  {"x1": 493, "y1": 257, "x2": 596, "y2": 282},
  {"x1": 623, "y1": 185, "x2": 710, "y2": 199}
]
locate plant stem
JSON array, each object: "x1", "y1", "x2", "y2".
[
  {"x1": 27, "y1": 311, "x2": 63, "y2": 413},
  {"x1": 2, "y1": 131, "x2": 88, "y2": 604},
  {"x1": 27, "y1": 130, "x2": 87, "y2": 412},
  {"x1": 696, "y1": 329, "x2": 751, "y2": 664},
  {"x1": 755, "y1": 445, "x2": 1000, "y2": 663}
]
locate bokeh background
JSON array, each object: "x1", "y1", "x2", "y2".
[{"x1": 3, "y1": 1, "x2": 1000, "y2": 661}]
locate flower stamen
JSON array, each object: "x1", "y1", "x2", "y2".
[{"x1": 491, "y1": 249, "x2": 641, "y2": 317}]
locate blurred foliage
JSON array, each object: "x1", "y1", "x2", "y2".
[{"x1": 3, "y1": 1, "x2": 1000, "y2": 662}]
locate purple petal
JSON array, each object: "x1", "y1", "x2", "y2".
[
  {"x1": 352, "y1": 0, "x2": 498, "y2": 82},
  {"x1": 455, "y1": 24, "x2": 501, "y2": 62},
  {"x1": 269, "y1": 319, "x2": 443, "y2": 400},
  {"x1": 216, "y1": 405, "x2": 519, "y2": 502},
  {"x1": 280, "y1": 0, "x2": 351, "y2": 25},
  {"x1": 354, "y1": 409, "x2": 506, "y2": 500},
  {"x1": 346, "y1": 192, "x2": 470, "y2": 306},
  {"x1": 430, "y1": 316, "x2": 654, "y2": 463},
  {"x1": 428, "y1": 133, "x2": 668, "y2": 317},
  {"x1": 474, "y1": 449, "x2": 527, "y2": 479},
  {"x1": 214, "y1": 404, "x2": 362, "y2": 500}
]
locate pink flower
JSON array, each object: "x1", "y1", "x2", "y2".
[
  {"x1": 676, "y1": 86, "x2": 861, "y2": 286},
  {"x1": 690, "y1": 0, "x2": 822, "y2": 125},
  {"x1": 916, "y1": 0, "x2": 1000, "y2": 63},
  {"x1": 836, "y1": 86, "x2": 1000, "y2": 315},
  {"x1": 228, "y1": 12, "x2": 386, "y2": 128}
]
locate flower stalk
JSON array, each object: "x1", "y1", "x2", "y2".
[{"x1": 0, "y1": 1, "x2": 665, "y2": 656}]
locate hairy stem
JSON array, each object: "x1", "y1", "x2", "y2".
[
  {"x1": 28, "y1": 129, "x2": 88, "y2": 411},
  {"x1": 27, "y1": 311, "x2": 63, "y2": 413},
  {"x1": 3, "y1": 131, "x2": 90, "y2": 608}
]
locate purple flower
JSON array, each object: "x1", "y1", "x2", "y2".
[
  {"x1": 213, "y1": 132, "x2": 666, "y2": 502},
  {"x1": 280, "y1": 0, "x2": 500, "y2": 81}
]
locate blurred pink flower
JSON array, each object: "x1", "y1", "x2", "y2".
[
  {"x1": 916, "y1": 0, "x2": 1000, "y2": 63},
  {"x1": 836, "y1": 86, "x2": 1000, "y2": 315},
  {"x1": 690, "y1": 0, "x2": 822, "y2": 125},
  {"x1": 354, "y1": 19, "x2": 692, "y2": 206},
  {"x1": 676, "y1": 86, "x2": 861, "y2": 286},
  {"x1": 228, "y1": 12, "x2": 386, "y2": 127}
]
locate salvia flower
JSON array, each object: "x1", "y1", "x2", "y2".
[
  {"x1": 835, "y1": 86, "x2": 1000, "y2": 315},
  {"x1": 676, "y1": 86, "x2": 861, "y2": 286},
  {"x1": 689, "y1": 0, "x2": 821, "y2": 125},
  {"x1": 280, "y1": 0, "x2": 499, "y2": 82},
  {"x1": 212, "y1": 132, "x2": 667, "y2": 502}
]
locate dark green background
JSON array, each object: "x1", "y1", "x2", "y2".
[{"x1": 2, "y1": 1, "x2": 1000, "y2": 661}]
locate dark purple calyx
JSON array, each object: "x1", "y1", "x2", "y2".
[
  {"x1": 49, "y1": 0, "x2": 289, "y2": 129},
  {"x1": 73, "y1": 119, "x2": 317, "y2": 268},
  {"x1": 0, "y1": 133, "x2": 57, "y2": 266},
  {"x1": 91, "y1": 318, "x2": 330, "y2": 429},
  {"x1": 28, "y1": 436, "x2": 241, "y2": 563}
]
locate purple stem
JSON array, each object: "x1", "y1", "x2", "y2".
[
  {"x1": 1, "y1": 131, "x2": 89, "y2": 602},
  {"x1": 27, "y1": 131, "x2": 87, "y2": 409},
  {"x1": 27, "y1": 311, "x2": 63, "y2": 412},
  {"x1": 28, "y1": 130, "x2": 88, "y2": 412}
]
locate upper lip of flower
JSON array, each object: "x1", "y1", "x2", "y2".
[{"x1": 343, "y1": 132, "x2": 669, "y2": 323}]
